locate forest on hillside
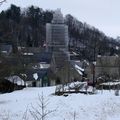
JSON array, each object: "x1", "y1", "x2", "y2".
[{"x1": 0, "y1": 4, "x2": 120, "y2": 61}]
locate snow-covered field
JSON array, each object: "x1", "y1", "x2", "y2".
[{"x1": 0, "y1": 87, "x2": 120, "y2": 120}]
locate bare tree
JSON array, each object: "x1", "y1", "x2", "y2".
[
  {"x1": 72, "y1": 111, "x2": 77, "y2": 120},
  {"x1": 29, "y1": 93, "x2": 56, "y2": 120},
  {"x1": 22, "y1": 107, "x2": 29, "y2": 120},
  {"x1": 115, "y1": 84, "x2": 119, "y2": 96},
  {"x1": 66, "y1": 111, "x2": 78, "y2": 120}
]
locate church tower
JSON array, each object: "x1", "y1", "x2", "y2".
[{"x1": 46, "y1": 9, "x2": 70, "y2": 83}]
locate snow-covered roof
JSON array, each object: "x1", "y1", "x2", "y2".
[
  {"x1": 52, "y1": 8, "x2": 64, "y2": 24},
  {"x1": 75, "y1": 69, "x2": 83, "y2": 75},
  {"x1": 74, "y1": 64, "x2": 84, "y2": 75},
  {"x1": 32, "y1": 63, "x2": 50, "y2": 69},
  {"x1": 70, "y1": 60, "x2": 84, "y2": 76},
  {"x1": 40, "y1": 63, "x2": 50, "y2": 69},
  {"x1": 75, "y1": 64, "x2": 84, "y2": 72},
  {"x1": 5, "y1": 76, "x2": 25, "y2": 86},
  {"x1": 100, "y1": 82, "x2": 120, "y2": 86},
  {"x1": 69, "y1": 81, "x2": 87, "y2": 89},
  {"x1": 23, "y1": 53, "x2": 34, "y2": 55},
  {"x1": 97, "y1": 55, "x2": 101, "y2": 58},
  {"x1": 33, "y1": 73, "x2": 38, "y2": 80},
  {"x1": 83, "y1": 60, "x2": 89, "y2": 65}
]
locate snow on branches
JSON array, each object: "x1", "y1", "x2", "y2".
[{"x1": 0, "y1": 0, "x2": 6, "y2": 6}]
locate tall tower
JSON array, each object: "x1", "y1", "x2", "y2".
[{"x1": 46, "y1": 9, "x2": 69, "y2": 83}]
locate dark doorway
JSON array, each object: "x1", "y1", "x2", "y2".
[{"x1": 32, "y1": 81, "x2": 36, "y2": 87}]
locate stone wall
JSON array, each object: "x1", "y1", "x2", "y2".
[{"x1": 95, "y1": 56, "x2": 120, "y2": 80}]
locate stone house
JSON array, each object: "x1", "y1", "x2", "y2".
[
  {"x1": 95, "y1": 56, "x2": 120, "y2": 80},
  {"x1": 26, "y1": 68, "x2": 50, "y2": 87},
  {"x1": 26, "y1": 68, "x2": 56, "y2": 87},
  {"x1": 85, "y1": 56, "x2": 120, "y2": 82}
]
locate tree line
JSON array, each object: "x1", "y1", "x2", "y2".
[
  {"x1": 0, "y1": 4, "x2": 119, "y2": 60},
  {"x1": 0, "y1": 4, "x2": 119, "y2": 75}
]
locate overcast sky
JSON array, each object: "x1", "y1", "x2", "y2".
[{"x1": 0, "y1": 0, "x2": 120, "y2": 38}]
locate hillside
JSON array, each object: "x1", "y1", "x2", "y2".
[
  {"x1": 0, "y1": 4, "x2": 120, "y2": 61},
  {"x1": 0, "y1": 86, "x2": 120, "y2": 120}
]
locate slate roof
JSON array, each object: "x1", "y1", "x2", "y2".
[
  {"x1": 22, "y1": 51, "x2": 52, "y2": 64},
  {"x1": 5, "y1": 75, "x2": 25, "y2": 86},
  {"x1": 70, "y1": 60, "x2": 84, "y2": 76},
  {"x1": 33, "y1": 52, "x2": 52, "y2": 63}
]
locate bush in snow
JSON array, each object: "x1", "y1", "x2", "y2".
[{"x1": 115, "y1": 89, "x2": 119, "y2": 96}]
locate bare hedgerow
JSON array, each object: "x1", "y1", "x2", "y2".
[
  {"x1": 64, "y1": 111, "x2": 78, "y2": 120},
  {"x1": 0, "y1": 110, "x2": 10, "y2": 120}
]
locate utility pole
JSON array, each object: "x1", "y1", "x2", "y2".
[
  {"x1": 92, "y1": 36, "x2": 97, "y2": 94},
  {"x1": 93, "y1": 47, "x2": 96, "y2": 88},
  {"x1": 92, "y1": 62, "x2": 95, "y2": 88}
]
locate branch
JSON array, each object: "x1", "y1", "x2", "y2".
[
  {"x1": 43, "y1": 109, "x2": 56, "y2": 118},
  {"x1": 29, "y1": 109, "x2": 40, "y2": 120},
  {"x1": 0, "y1": 0, "x2": 6, "y2": 6},
  {"x1": 29, "y1": 93, "x2": 57, "y2": 120},
  {"x1": 31, "y1": 104, "x2": 42, "y2": 117}
]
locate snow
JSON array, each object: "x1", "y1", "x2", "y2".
[
  {"x1": 72, "y1": 52, "x2": 78, "y2": 55},
  {"x1": 0, "y1": 87, "x2": 120, "y2": 120},
  {"x1": 93, "y1": 61, "x2": 96, "y2": 65},
  {"x1": 56, "y1": 81, "x2": 89, "y2": 93},
  {"x1": 116, "y1": 46, "x2": 119, "y2": 50},
  {"x1": 1, "y1": 51, "x2": 7, "y2": 53},
  {"x1": 69, "y1": 81, "x2": 87, "y2": 89},
  {"x1": 83, "y1": 60, "x2": 89, "y2": 65},
  {"x1": 40, "y1": 63, "x2": 50, "y2": 69},
  {"x1": 74, "y1": 64, "x2": 84, "y2": 75},
  {"x1": 23, "y1": 53, "x2": 34, "y2": 55},
  {"x1": 32, "y1": 63, "x2": 50, "y2": 69},
  {"x1": 33, "y1": 73, "x2": 38, "y2": 80},
  {"x1": 76, "y1": 68, "x2": 83, "y2": 75},
  {"x1": 5, "y1": 76, "x2": 25, "y2": 86},
  {"x1": 98, "y1": 55, "x2": 101, "y2": 57},
  {"x1": 40, "y1": 64, "x2": 44, "y2": 69},
  {"x1": 100, "y1": 82, "x2": 120, "y2": 86},
  {"x1": 75, "y1": 64, "x2": 84, "y2": 72}
]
